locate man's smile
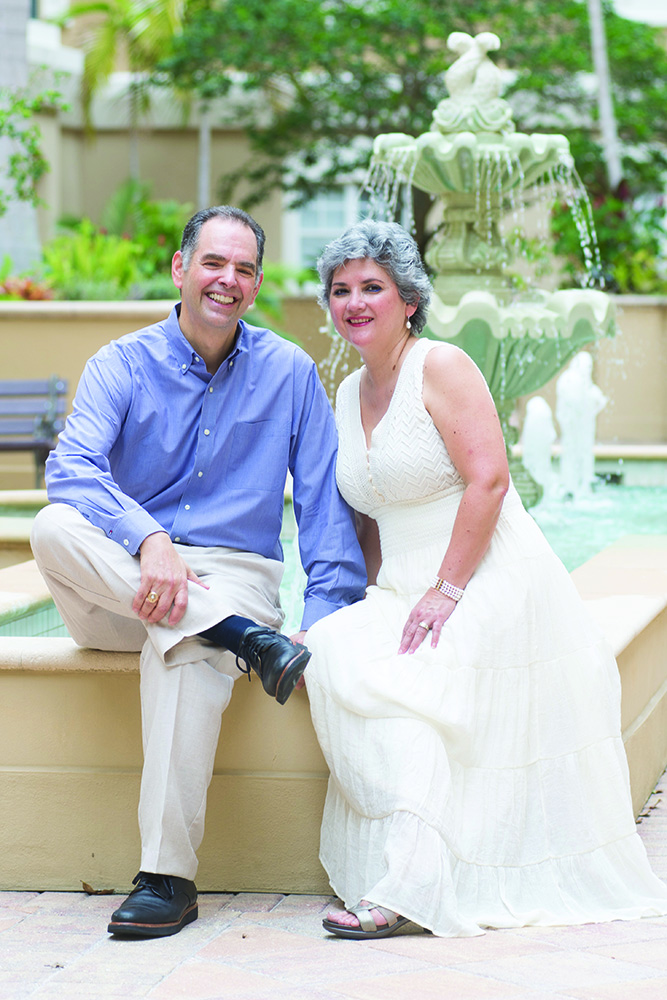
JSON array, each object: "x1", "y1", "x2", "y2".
[{"x1": 208, "y1": 292, "x2": 235, "y2": 304}]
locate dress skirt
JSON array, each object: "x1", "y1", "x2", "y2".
[{"x1": 305, "y1": 485, "x2": 667, "y2": 937}]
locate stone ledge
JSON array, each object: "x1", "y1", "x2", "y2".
[
  {"x1": 571, "y1": 535, "x2": 667, "y2": 655},
  {"x1": 0, "y1": 636, "x2": 139, "y2": 673}
]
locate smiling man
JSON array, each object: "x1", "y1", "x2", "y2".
[{"x1": 30, "y1": 206, "x2": 366, "y2": 939}]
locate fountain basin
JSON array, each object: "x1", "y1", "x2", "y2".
[{"x1": 373, "y1": 129, "x2": 572, "y2": 199}]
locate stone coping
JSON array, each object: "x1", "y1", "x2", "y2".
[
  {"x1": 1, "y1": 534, "x2": 666, "y2": 672},
  {"x1": 0, "y1": 297, "x2": 314, "y2": 319},
  {"x1": 0, "y1": 490, "x2": 48, "y2": 508},
  {"x1": 0, "y1": 516, "x2": 34, "y2": 543},
  {"x1": 0, "y1": 636, "x2": 138, "y2": 672},
  {"x1": 571, "y1": 535, "x2": 667, "y2": 656},
  {"x1": 0, "y1": 300, "x2": 177, "y2": 320},
  {"x1": 512, "y1": 443, "x2": 667, "y2": 459}
]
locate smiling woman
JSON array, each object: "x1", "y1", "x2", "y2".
[{"x1": 304, "y1": 218, "x2": 667, "y2": 940}]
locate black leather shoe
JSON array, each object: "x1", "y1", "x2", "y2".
[
  {"x1": 107, "y1": 872, "x2": 198, "y2": 938},
  {"x1": 236, "y1": 626, "x2": 311, "y2": 705}
]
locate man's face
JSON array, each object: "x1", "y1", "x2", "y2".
[{"x1": 171, "y1": 217, "x2": 263, "y2": 345}]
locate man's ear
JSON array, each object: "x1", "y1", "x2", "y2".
[
  {"x1": 249, "y1": 270, "x2": 264, "y2": 306},
  {"x1": 172, "y1": 250, "x2": 184, "y2": 290}
]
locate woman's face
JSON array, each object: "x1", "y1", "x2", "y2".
[{"x1": 328, "y1": 258, "x2": 415, "y2": 351}]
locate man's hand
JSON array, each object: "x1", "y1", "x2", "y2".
[
  {"x1": 133, "y1": 531, "x2": 209, "y2": 626},
  {"x1": 290, "y1": 629, "x2": 308, "y2": 690}
]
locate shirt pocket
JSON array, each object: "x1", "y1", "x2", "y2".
[{"x1": 226, "y1": 419, "x2": 288, "y2": 492}]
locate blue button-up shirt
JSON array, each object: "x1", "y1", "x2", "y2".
[{"x1": 45, "y1": 305, "x2": 366, "y2": 628}]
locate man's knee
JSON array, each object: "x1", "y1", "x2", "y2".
[
  {"x1": 31, "y1": 503, "x2": 66, "y2": 560},
  {"x1": 31, "y1": 503, "x2": 92, "y2": 570}
]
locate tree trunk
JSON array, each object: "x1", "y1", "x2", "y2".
[
  {"x1": 197, "y1": 106, "x2": 212, "y2": 209},
  {"x1": 128, "y1": 77, "x2": 141, "y2": 181},
  {"x1": 587, "y1": 0, "x2": 623, "y2": 191}
]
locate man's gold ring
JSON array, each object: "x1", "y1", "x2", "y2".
[
  {"x1": 418, "y1": 620, "x2": 430, "y2": 630},
  {"x1": 147, "y1": 592, "x2": 159, "y2": 604}
]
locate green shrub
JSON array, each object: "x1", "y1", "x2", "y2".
[
  {"x1": 100, "y1": 179, "x2": 193, "y2": 278},
  {"x1": 41, "y1": 218, "x2": 142, "y2": 298}
]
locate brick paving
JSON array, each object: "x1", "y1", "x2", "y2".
[{"x1": 1, "y1": 771, "x2": 666, "y2": 1000}]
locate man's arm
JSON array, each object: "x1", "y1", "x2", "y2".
[
  {"x1": 46, "y1": 353, "x2": 206, "y2": 623},
  {"x1": 288, "y1": 361, "x2": 366, "y2": 631},
  {"x1": 46, "y1": 354, "x2": 166, "y2": 552}
]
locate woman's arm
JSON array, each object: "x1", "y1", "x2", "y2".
[{"x1": 399, "y1": 344, "x2": 509, "y2": 653}]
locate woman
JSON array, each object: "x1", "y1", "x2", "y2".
[{"x1": 304, "y1": 219, "x2": 667, "y2": 940}]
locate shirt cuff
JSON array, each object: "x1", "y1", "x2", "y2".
[
  {"x1": 107, "y1": 508, "x2": 167, "y2": 556},
  {"x1": 300, "y1": 595, "x2": 348, "y2": 632}
]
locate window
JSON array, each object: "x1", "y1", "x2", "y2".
[{"x1": 282, "y1": 187, "x2": 370, "y2": 271}]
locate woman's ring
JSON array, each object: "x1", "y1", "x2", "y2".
[
  {"x1": 418, "y1": 620, "x2": 430, "y2": 630},
  {"x1": 147, "y1": 591, "x2": 159, "y2": 604}
]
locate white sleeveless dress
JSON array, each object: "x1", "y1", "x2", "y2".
[{"x1": 305, "y1": 337, "x2": 667, "y2": 937}]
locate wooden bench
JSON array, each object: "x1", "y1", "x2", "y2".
[{"x1": 0, "y1": 377, "x2": 68, "y2": 487}]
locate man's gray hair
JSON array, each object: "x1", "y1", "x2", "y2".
[
  {"x1": 180, "y1": 206, "x2": 265, "y2": 285},
  {"x1": 317, "y1": 219, "x2": 431, "y2": 334}
]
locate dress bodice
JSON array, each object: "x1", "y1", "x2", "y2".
[{"x1": 334, "y1": 338, "x2": 465, "y2": 519}]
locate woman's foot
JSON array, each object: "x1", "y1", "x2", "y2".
[
  {"x1": 322, "y1": 900, "x2": 411, "y2": 939},
  {"x1": 325, "y1": 900, "x2": 390, "y2": 930}
]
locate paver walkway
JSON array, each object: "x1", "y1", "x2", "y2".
[{"x1": 1, "y1": 771, "x2": 666, "y2": 1000}]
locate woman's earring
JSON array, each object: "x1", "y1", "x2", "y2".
[{"x1": 406, "y1": 318, "x2": 412, "y2": 330}]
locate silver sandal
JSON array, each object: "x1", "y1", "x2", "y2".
[{"x1": 322, "y1": 903, "x2": 411, "y2": 940}]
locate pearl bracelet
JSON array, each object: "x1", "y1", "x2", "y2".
[{"x1": 431, "y1": 576, "x2": 465, "y2": 601}]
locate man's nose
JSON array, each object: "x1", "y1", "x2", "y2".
[{"x1": 217, "y1": 263, "x2": 236, "y2": 284}]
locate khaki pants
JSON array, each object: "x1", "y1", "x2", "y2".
[{"x1": 31, "y1": 503, "x2": 285, "y2": 879}]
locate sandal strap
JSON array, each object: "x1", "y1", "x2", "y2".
[{"x1": 349, "y1": 903, "x2": 399, "y2": 933}]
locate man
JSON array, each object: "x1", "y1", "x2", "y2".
[{"x1": 30, "y1": 206, "x2": 366, "y2": 938}]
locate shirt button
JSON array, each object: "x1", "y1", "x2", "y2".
[
  {"x1": 174, "y1": 536, "x2": 181, "y2": 542},
  {"x1": 204, "y1": 428, "x2": 210, "y2": 436},
  {"x1": 229, "y1": 360, "x2": 234, "y2": 368},
  {"x1": 184, "y1": 504, "x2": 190, "y2": 510},
  {"x1": 198, "y1": 471, "x2": 203, "y2": 477},
  {"x1": 181, "y1": 363, "x2": 187, "y2": 371},
  {"x1": 123, "y1": 539, "x2": 129, "y2": 546},
  {"x1": 208, "y1": 387, "x2": 214, "y2": 393}
]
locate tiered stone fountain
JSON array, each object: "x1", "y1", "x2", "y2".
[{"x1": 367, "y1": 31, "x2": 616, "y2": 506}]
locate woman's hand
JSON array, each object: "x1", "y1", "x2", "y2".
[{"x1": 399, "y1": 588, "x2": 457, "y2": 654}]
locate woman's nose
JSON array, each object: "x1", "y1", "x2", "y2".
[{"x1": 348, "y1": 287, "x2": 365, "y2": 309}]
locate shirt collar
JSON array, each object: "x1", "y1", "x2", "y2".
[{"x1": 164, "y1": 304, "x2": 250, "y2": 375}]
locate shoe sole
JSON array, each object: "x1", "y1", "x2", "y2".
[
  {"x1": 107, "y1": 903, "x2": 198, "y2": 938},
  {"x1": 275, "y1": 647, "x2": 311, "y2": 705}
]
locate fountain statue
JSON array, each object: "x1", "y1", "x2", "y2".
[
  {"x1": 521, "y1": 396, "x2": 557, "y2": 503},
  {"x1": 556, "y1": 351, "x2": 608, "y2": 500},
  {"x1": 365, "y1": 31, "x2": 616, "y2": 506}
]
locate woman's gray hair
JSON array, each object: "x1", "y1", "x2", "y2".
[
  {"x1": 180, "y1": 206, "x2": 265, "y2": 285},
  {"x1": 317, "y1": 219, "x2": 431, "y2": 334}
]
